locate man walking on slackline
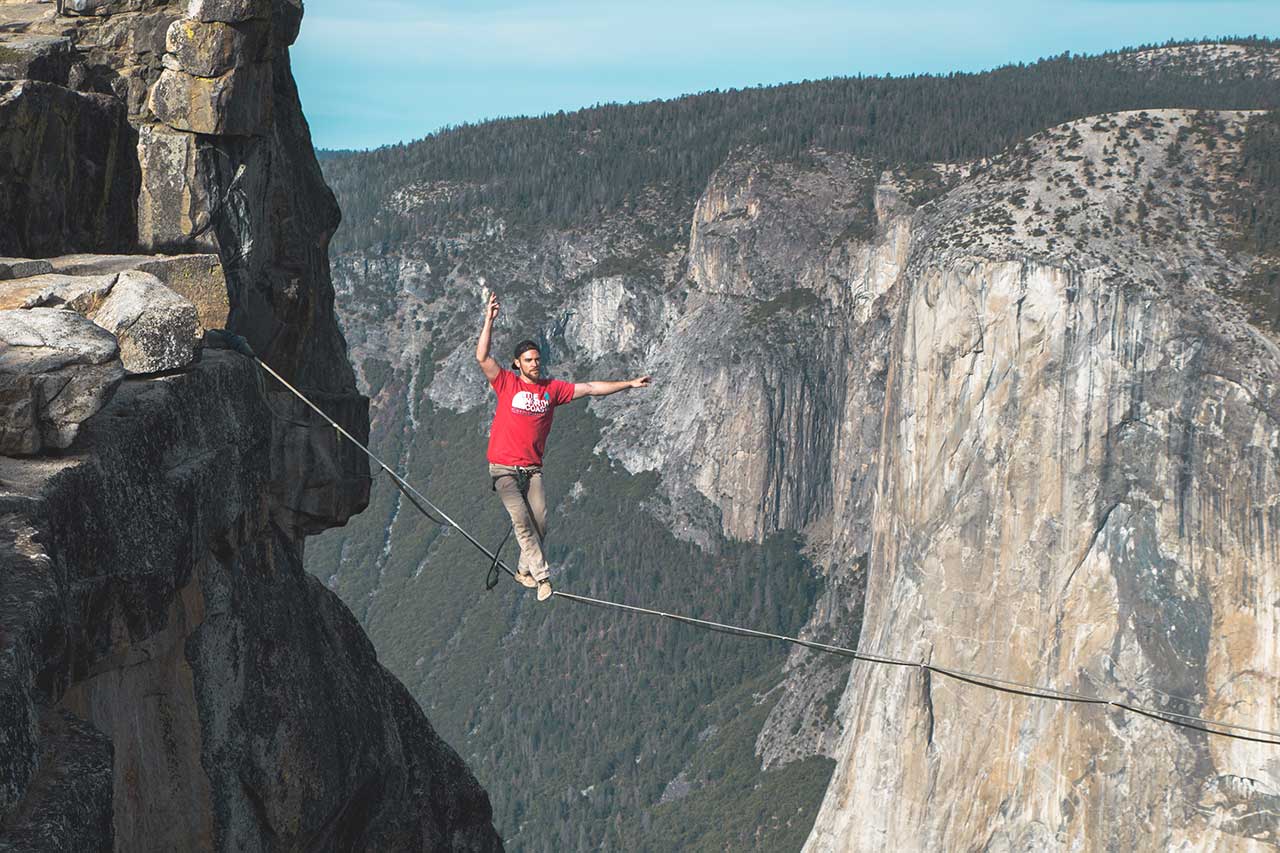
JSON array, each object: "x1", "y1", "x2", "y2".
[{"x1": 476, "y1": 292, "x2": 651, "y2": 601}]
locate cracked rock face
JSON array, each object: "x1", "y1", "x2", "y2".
[
  {"x1": 0, "y1": 353, "x2": 503, "y2": 851},
  {"x1": 164, "y1": 18, "x2": 268, "y2": 77},
  {"x1": 148, "y1": 62, "x2": 273, "y2": 135}
]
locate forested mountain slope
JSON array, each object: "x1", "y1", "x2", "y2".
[{"x1": 310, "y1": 40, "x2": 1280, "y2": 850}]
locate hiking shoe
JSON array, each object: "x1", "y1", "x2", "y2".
[
  {"x1": 515, "y1": 571, "x2": 538, "y2": 589},
  {"x1": 536, "y1": 579, "x2": 553, "y2": 601}
]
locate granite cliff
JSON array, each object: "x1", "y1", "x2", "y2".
[
  {"x1": 0, "y1": 0, "x2": 500, "y2": 849},
  {"x1": 314, "y1": 42, "x2": 1280, "y2": 850},
  {"x1": 805, "y1": 107, "x2": 1280, "y2": 853}
]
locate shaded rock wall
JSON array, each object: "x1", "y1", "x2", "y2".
[{"x1": 0, "y1": 80, "x2": 139, "y2": 257}]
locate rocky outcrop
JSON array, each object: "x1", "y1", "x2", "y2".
[
  {"x1": 0, "y1": 0, "x2": 501, "y2": 849},
  {"x1": 45, "y1": 253, "x2": 227, "y2": 327},
  {"x1": 2, "y1": 266, "x2": 203, "y2": 374}
]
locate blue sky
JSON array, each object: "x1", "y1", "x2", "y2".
[{"x1": 292, "y1": 0, "x2": 1280, "y2": 151}]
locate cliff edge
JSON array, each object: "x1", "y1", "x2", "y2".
[{"x1": 0, "y1": 0, "x2": 502, "y2": 849}]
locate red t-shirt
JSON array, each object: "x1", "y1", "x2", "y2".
[{"x1": 486, "y1": 370, "x2": 576, "y2": 466}]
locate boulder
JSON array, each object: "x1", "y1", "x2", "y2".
[
  {"x1": 0, "y1": 308, "x2": 124, "y2": 455},
  {"x1": 147, "y1": 61, "x2": 272, "y2": 135},
  {"x1": 164, "y1": 18, "x2": 268, "y2": 77},
  {"x1": 87, "y1": 270, "x2": 200, "y2": 374},
  {"x1": 0, "y1": 34, "x2": 74, "y2": 84}
]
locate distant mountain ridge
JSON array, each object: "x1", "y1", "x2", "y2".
[{"x1": 317, "y1": 37, "x2": 1280, "y2": 250}]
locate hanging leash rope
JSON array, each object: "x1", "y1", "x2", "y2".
[
  {"x1": 213, "y1": 332, "x2": 1280, "y2": 748},
  {"x1": 486, "y1": 525, "x2": 515, "y2": 591}
]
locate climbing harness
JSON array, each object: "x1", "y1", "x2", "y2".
[{"x1": 216, "y1": 330, "x2": 1280, "y2": 748}]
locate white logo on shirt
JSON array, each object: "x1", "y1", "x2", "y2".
[{"x1": 512, "y1": 390, "x2": 550, "y2": 415}]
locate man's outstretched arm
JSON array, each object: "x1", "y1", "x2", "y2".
[
  {"x1": 475, "y1": 292, "x2": 501, "y2": 382},
  {"x1": 572, "y1": 376, "x2": 651, "y2": 401}
]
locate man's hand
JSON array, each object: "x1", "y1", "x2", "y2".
[
  {"x1": 572, "y1": 376, "x2": 654, "y2": 400},
  {"x1": 475, "y1": 291, "x2": 501, "y2": 381}
]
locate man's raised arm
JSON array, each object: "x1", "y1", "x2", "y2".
[
  {"x1": 475, "y1": 292, "x2": 502, "y2": 382},
  {"x1": 572, "y1": 376, "x2": 651, "y2": 400}
]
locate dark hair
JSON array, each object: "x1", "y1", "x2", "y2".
[{"x1": 512, "y1": 339, "x2": 540, "y2": 368}]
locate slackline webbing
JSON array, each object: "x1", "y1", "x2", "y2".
[{"x1": 243, "y1": 345, "x2": 1280, "y2": 748}]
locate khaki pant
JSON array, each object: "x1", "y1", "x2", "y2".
[{"x1": 489, "y1": 463, "x2": 550, "y2": 581}]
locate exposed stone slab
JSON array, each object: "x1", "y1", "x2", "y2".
[
  {"x1": 0, "y1": 309, "x2": 118, "y2": 379},
  {"x1": 87, "y1": 270, "x2": 200, "y2": 374},
  {"x1": 0, "y1": 259, "x2": 51, "y2": 282},
  {"x1": 0, "y1": 308, "x2": 123, "y2": 454},
  {"x1": 41, "y1": 254, "x2": 160, "y2": 277},
  {"x1": 148, "y1": 61, "x2": 271, "y2": 135},
  {"x1": 42, "y1": 253, "x2": 228, "y2": 330},
  {"x1": 0, "y1": 273, "x2": 116, "y2": 312}
]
